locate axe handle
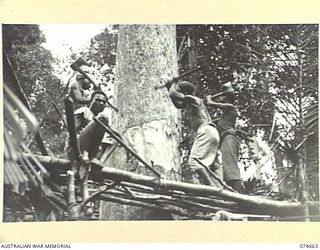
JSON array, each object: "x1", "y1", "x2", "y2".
[
  {"x1": 209, "y1": 92, "x2": 224, "y2": 99},
  {"x1": 73, "y1": 68, "x2": 119, "y2": 113},
  {"x1": 105, "y1": 99, "x2": 119, "y2": 112},
  {"x1": 155, "y1": 65, "x2": 202, "y2": 90},
  {"x1": 93, "y1": 117, "x2": 162, "y2": 178},
  {"x1": 64, "y1": 95, "x2": 81, "y2": 160},
  {"x1": 75, "y1": 67, "x2": 99, "y2": 88}
]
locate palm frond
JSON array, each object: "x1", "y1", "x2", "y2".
[{"x1": 3, "y1": 84, "x2": 41, "y2": 188}]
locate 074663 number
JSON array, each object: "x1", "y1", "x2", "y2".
[{"x1": 300, "y1": 244, "x2": 319, "y2": 248}]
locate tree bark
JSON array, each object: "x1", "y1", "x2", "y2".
[{"x1": 100, "y1": 25, "x2": 181, "y2": 220}]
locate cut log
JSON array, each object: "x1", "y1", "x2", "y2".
[{"x1": 24, "y1": 154, "x2": 318, "y2": 218}]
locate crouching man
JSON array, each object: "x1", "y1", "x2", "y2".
[{"x1": 65, "y1": 90, "x2": 109, "y2": 160}]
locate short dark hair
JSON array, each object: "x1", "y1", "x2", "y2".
[
  {"x1": 90, "y1": 90, "x2": 107, "y2": 102},
  {"x1": 178, "y1": 81, "x2": 196, "y2": 94}
]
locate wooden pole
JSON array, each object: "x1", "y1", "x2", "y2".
[
  {"x1": 90, "y1": 159, "x2": 305, "y2": 216},
  {"x1": 93, "y1": 117, "x2": 162, "y2": 178},
  {"x1": 24, "y1": 154, "x2": 315, "y2": 217}
]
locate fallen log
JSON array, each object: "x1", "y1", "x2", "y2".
[
  {"x1": 90, "y1": 159, "x2": 310, "y2": 217},
  {"x1": 23, "y1": 154, "x2": 71, "y2": 170},
  {"x1": 25, "y1": 154, "x2": 318, "y2": 218},
  {"x1": 105, "y1": 189, "x2": 237, "y2": 214},
  {"x1": 99, "y1": 194, "x2": 188, "y2": 218}
]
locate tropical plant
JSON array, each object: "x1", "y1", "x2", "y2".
[{"x1": 176, "y1": 24, "x2": 318, "y2": 203}]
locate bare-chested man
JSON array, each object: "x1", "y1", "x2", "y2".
[
  {"x1": 169, "y1": 81, "x2": 221, "y2": 187},
  {"x1": 68, "y1": 74, "x2": 91, "y2": 110},
  {"x1": 206, "y1": 82, "x2": 245, "y2": 193},
  {"x1": 65, "y1": 90, "x2": 109, "y2": 161}
]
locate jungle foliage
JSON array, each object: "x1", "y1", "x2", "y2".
[{"x1": 3, "y1": 24, "x2": 318, "y2": 221}]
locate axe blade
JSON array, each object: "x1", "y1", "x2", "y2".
[{"x1": 70, "y1": 57, "x2": 91, "y2": 71}]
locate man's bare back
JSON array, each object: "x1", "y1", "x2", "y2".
[
  {"x1": 185, "y1": 95, "x2": 212, "y2": 131},
  {"x1": 69, "y1": 75, "x2": 91, "y2": 107},
  {"x1": 168, "y1": 81, "x2": 221, "y2": 187}
]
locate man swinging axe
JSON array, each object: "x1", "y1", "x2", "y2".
[
  {"x1": 70, "y1": 57, "x2": 119, "y2": 112},
  {"x1": 206, "y1": 82, "x2": 246, "y2": 194},
  {"x1": 167, "y1": 79, "x2": 222, "y2": 188},
  {"x1": 155, "y1": 55, "x2": 210, "y2": 91}
]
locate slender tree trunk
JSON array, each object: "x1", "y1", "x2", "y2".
[
  {"x1": 100, "y1": 25, "x2": 181, "y2": 220},
  {"x1": 297, "y1": 50, "x2": 310, "y2": 221}
]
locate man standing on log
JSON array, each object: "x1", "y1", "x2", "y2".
[
  {"x1": 169, "y1": 81, "x2": 222, "y2": 187},
  {"x1": 65, "y1": 90, "x2": 110, "y2": 160},
  {"x1": 206, "y1": 82, "x2": 246, "y2": 193}
]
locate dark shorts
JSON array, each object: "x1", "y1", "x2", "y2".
[{"x1": 221, "y1": 134, "x2": 241, "y2": 182}]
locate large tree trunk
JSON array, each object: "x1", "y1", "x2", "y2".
[{"x1": 100, "y1": 25, "x2": 181, "y2": 220}]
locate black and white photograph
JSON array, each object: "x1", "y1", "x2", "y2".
[{"x1": 3, "y1": 24, "x2": 319, "y2": 223}]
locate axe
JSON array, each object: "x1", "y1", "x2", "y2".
[
  {"x1": 155, "y1": 55, "x2": 210, "y2": 90},
  {"x1": 70, "y1": 57, "x2": 119, "y2": 112},
  {"x1": 70, "y1": 57, "x2": 98, "y2": 89}
]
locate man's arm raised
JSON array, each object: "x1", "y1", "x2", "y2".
[
  {"x1": 168, "y1": 84, "x2": 187, "y2": 108},
  {"x1": 206, "y1": 95, "x2": 234, "y2": 110},
  {"x1": 184, "y1": 95, "x2": 202, "y2": 106}
]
